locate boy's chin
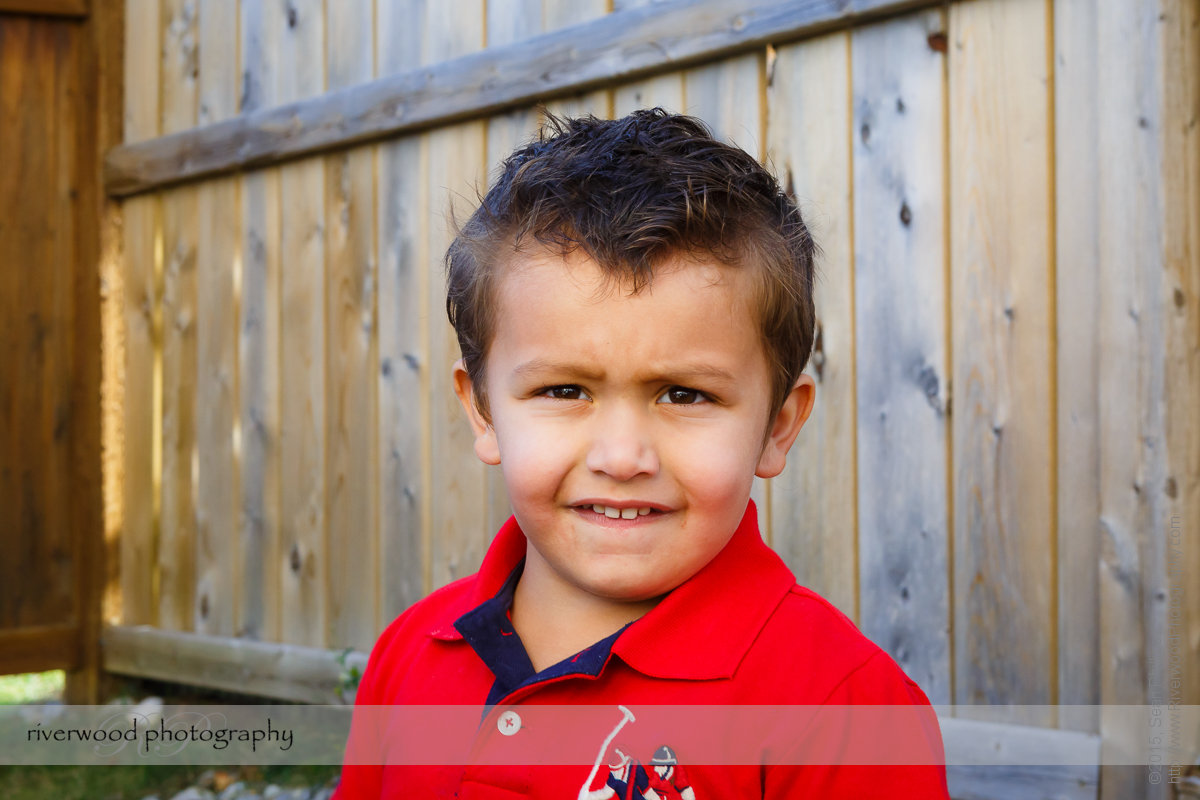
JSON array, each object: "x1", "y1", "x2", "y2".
[{"x1": 582, "y1": 575, "x2": 674, "y2": 606}]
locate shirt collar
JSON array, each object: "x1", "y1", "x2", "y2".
[{"x1": 428, "y1": 501, "x2": 796, "y2": 681}]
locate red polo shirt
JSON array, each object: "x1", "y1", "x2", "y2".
[{"x1": 335, "y1": 501, "x2": 949, "y2": 798}]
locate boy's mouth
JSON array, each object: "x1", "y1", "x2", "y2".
[{"x1": 572, "y1": 503, "x2": 667, "y2": 520}]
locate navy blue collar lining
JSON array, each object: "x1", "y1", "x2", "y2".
[{"x1": 453, "y1": 559, "x2": 629, "y2": 707}]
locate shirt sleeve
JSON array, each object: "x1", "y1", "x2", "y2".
[{"x1": 762, "y1": 651, "x2": 950, "y2": 799}]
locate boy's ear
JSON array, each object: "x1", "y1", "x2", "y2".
[
  {"x1": 452, "y1": 359, "x2": 501, "y2": 466},
  {"x1": 755, "y1": 374, "x2": 816, "y2": 479}
]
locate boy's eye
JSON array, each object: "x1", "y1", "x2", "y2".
[
  {"x1": 541, "y1": 385, "x2": 589, "y2": 401},
  {"x1": 658, "y1": 386, "x2": 707, "y2": 405}
]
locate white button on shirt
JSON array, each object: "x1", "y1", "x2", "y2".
[{"x1": 497, "y1": 709, "x2": 521, "y2": 735}]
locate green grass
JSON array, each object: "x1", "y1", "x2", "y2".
[
  {"x1": 0, "y1": 765, "x2": 339, "y2": 800},
  {"x1": 0, "y1": 670, "x2": 65, "y2": 704}
]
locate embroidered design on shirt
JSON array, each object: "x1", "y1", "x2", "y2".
[{"x1": 578, "y1": 707, "x2": 698, "y2": 800}]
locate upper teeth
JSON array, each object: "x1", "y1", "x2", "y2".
[{"x1": 592, "y1": 504, "x2": 653, "y2": 519}]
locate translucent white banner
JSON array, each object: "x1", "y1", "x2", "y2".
[{"x1": 0, "y1": 705, "x2": 1195, "y2": 767}]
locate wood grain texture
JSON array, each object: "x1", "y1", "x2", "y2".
[
  {"x1": 1095, "y1": 0, "x2": 1172, "y2": 794},
  {"x1": 426, "y1": 0, "x2": 489, "y2": 592},
  {"x1": 0, "y1": 18, "x2": 76, "y2": 630},
  {"x1": 1160, "y1": 0, "x2": 1200, "y2": 722},
  {"x1": 157, "y1": 0, "x2": 199, "y2": 633},
  {"x1": 103, "y1": 624, "x2": 368, "y2": 704},
  {"x1": 765, "y1": 32, "x2": 856, "y2": 619},
  {"x1": 614, "y1": 72, "x2": 686, "y2": 117},
  {"x1": 0, "y1": 625, "x2": 81, "y2": 675},
  {"x1": 194, "y1": 0, "x2": 238, "y2": 637},
  {"x1": 941, "y1": 718, "x2": 1100, "y2": 800},
  {"x1": 91, "y1": 1, "x2": 126, "y2": 701},
  {"x1": 542, "y1": 0, "x2": 611, "y2": 120},
  {"x1": 325, "y1": 0, "x2": 378, "y2": 652},
  {"x1": 1052, "y1": 0, "x2": 1100, "y2": 734},
  {"x1": 118, "y1": 0, "x2": 160, "y2": 627},
  {"x1": 278, "y1": 0, "x2": 326, "y2": 647},
  {"x1": 104, "y1": 0, "x2": 948, "y2": 197},
  {"x1": 236, "y1": 0, "x2": 282, "y2": 642},
  {"x1": 950, "y1": 0, "x2": 1053, "y2": 725},
  {"x1": 0, "y1": 0, "x2": 88, "y2": 16},
  {"x1": 851, "y1": 9, "x2": 950, "y2": 705},
  {"x1": 376, "y1": 0, "x2": 429, "y2": 621},
  {"x1": 614, "y1": 0, "x2": 691, "y2": 121}
]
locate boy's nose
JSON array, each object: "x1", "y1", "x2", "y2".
[{"x1": 585, "y1": 409, "x2": 658, "y2": 481}]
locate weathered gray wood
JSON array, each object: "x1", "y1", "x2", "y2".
[
  {"x1": 852, "y1": 8, "x2": 950, "y2": 705},
  {"x1": 942, "y1": 717, "x2": 1100, "y2": 800},
  {"x1": 236, "y1": 0, "x2": 283, "y2": 642},
  {"x1": 105, "y1": 0, "x2": 943, "y2": 197},
  {"x1": 1052, "y1": 0, "x2": 1101, "y2": 734},
  {"x1": 1094, "y1": 0, "x2": 1172, "y2": 795},
  {"x1": 102, "y1": 624, "x2": 368, "y2": 705}
]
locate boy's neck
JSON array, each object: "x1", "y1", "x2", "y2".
[{"x1": 510, "y1": 554, "x2": 662, "y2": 673}]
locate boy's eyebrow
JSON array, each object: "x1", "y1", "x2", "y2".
[
  {"x1": 511, "y1": 358, "x2": 737, "y2": 385},
  {"x1": 511, "y1": 358, "x2": 604, "y2": 381}
]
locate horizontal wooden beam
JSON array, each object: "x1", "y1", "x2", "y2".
[
  {"x1": 0, "y1": 0, "x2": 87, "y2": 16},
  {"x1": 0, "y1": 624, "x2": 81, "y2": 675},
  {"x1": 104, "y1": 0, "x2": 938, "y2": 197},
  {"x1": 102, "y1": 625, "x2": 369, "y2": 704},
  {"x1": 941, "y1": 717, "x2": 1100, "y2": 800}
]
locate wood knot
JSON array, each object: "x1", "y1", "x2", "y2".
[{"x1": 289, "y1": 543, "x2": 302, "y2": 573}]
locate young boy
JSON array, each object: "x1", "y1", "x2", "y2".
[{"x1": 335, "y1": 109, "x2": 949, "y2": 798}]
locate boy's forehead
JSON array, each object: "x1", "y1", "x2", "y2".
[{"x1": 498, "y1": 245, "x2": 755, "y2": 306}]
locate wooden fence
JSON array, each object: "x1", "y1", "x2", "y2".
[{"x1": 101, "y1": 0, "x2": 1199, "y2": 797}]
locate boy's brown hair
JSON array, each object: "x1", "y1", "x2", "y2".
[{"x1": 446, "y1": 108, "x2": 817, "y2": 423}]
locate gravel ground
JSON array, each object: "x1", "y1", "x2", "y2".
[{"x1": 141, "y1": 770, "x2": 339, "y2": 800}]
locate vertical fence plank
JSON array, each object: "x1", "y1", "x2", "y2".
[
  {"x1": 237, "y1": 0, "x2": 282, "y2": 642},
  {"x1": 325, "y1": 0, "x2": 378, "y2": 652},
  {"x1": 120, "y1": 0, "x2": 160, "y2": 626},
  {"x1": 194, "y1": 0, "x2": 239, "y2": 637},
  {"x1": 851, "y1": 9, "x2": 950, "y2": 704},
  {"x1": 377, "y1": 0, "x2": 428, "y2": 619},
  {"x1": 1161, "y1": 0, "x2": 1200, "y2": 728},
  {"x1": 158, "y1": 0, "x2": 199, "y2": 633},
  {"x1": 765, "y1": 33, "x2": 856, "y2": 619},
  {"x1": 950, "y1": 0, "x2": 1053, "y2": 726},
  {"x1": 278, "y1": 0, "x2": 327, "y2": 647},
  {"x1": 613, "y1": 73, "x2": 686, "y2": 117},
  {"x1": 684, "y1": 52, "x2": 770, "y2": 536},
  {"x1": 426, "y1": 2, "x2": 488, "y2": 591},
  {"x1": 685, "y1": 53, "x2": 763, "y2": 159},
  {"x1": 1053, "y1": 0, "x2": 1100, "y2": 733},
  {"x1": 1095, "y1": 0, "x2": 1172, "y2": 795}
]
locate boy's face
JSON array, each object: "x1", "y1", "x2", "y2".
[{"x1": 454, "y1": 249, "x2": 814, "y2": 606}]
